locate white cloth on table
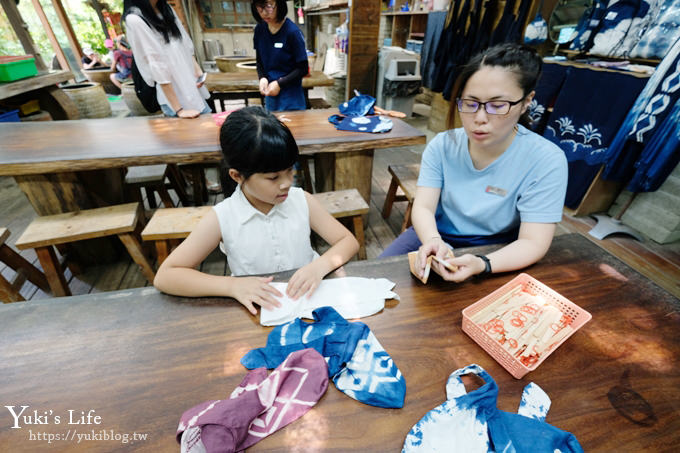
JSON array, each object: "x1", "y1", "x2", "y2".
[
  {"x1": 125, "y1": 10, "x2": 209, "y2": 112},
  {"x1": 259, "y1": 277, "x2": 399, "y2": 326}
]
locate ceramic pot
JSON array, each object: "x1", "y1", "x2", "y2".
[{"x1": 61, "y1": 82, "x2": 112, "y2": 118}]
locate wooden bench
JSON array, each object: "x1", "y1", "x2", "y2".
[
  {"x1": 141, "y1": 188, "x2": 370, "y2": 265},
  {"x1": 382, "y1": 164, "x2": 419, "y2": 233},
  {"x1": 0, "y1": 228, "x2": 50, "y2": 302},
  {"x1": 14, "y1": 203, "x2": 155, "y2": 297}
]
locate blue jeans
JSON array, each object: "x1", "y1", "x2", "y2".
[
  {"x1": 161, "y1": 100, "x2": 212, "y2": 117},
  {"x1": 379, "y1": 226, "x2": 520, "y2": 258}
]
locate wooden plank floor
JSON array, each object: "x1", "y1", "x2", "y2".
[{"x1": 2, "y1": 111, "x2": 679, "y2": 302}]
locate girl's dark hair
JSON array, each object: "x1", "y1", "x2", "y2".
[
  {"x1": 447, "y1": 43, "x2": 542, "y2": 129},
  {"x1": 123, "y1": 0, "x2": 181, "y2": 44},
  {"x1": 251, "y1": 0, "x2": 288, "y2": 23},
  {"x1": 219, "y1": 106, "x2": 299, "y2": 180}
]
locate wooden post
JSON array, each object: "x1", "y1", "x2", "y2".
[
  {"x1": 87, "y1": 0, "x2": 111, "y2": 39},
  {"x1": 50, "y1": 0, "x2": 83, "y2": 62},
  {"x1": 0, "y1": 0, "x2": 47, "y2": 70},
  {"x1": 347, "y1": 0, "x2": 380, "y2": 98},
  {"x1": 31, "y1": 0, "x2": 71, "y2": 72}
]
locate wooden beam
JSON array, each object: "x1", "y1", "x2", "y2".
[
  {"x1": 347, "y1": 0, "x2": 380, "y2": 98},
  {"x1": 31, "y1": 0, "x2": 71, "y2": 73},
  {"x1": 50, "y1": 0, "x2": 83, "y2": 62},
  {"x1": 0, "y1": 0, "x2": 47, "y2": 70},
  {"x1": 87, "y1": 0, "x2": 110, "y2": 39}
]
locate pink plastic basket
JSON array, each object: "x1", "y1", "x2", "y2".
[{"x1": 462, "y1": 273, "x2": 591, "y2": 379}]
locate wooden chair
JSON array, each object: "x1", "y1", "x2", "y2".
[
  {"x1": 141, "y1": 188, "x2": 370, "y2": 265},
  {"x1": 141, "y1": 206, "x2": 213, "y2": 265},
  {"x1": 382, "y1": 164, "x2": 419, "y2": 233},
  {"x1": 313, "y1": 189, "x2": 369, "y2": 260},
  {"x1": 0, "y1": 228, "x2": 51, "y2": 302},
  {"x1": 14, "y1": 203, "x2": 155, "y2": 297}
]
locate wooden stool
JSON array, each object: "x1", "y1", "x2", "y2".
[
  {"x1": 14, "y1": 203, "x2": 155, "y2": 297},
  {"x1": 382, "y1": 164, "x2": 419, "y2": 233},
  {"x1": 141, "y1": 206, "x2": 213, "y2": 265},
  {"x1": 125, "y1": 164, "x2": 175, "y2": 210},
  {"x1": 0, "y1": 228, "x2": 50, "y2": 302},
  {"x1": 313, "y1": 189, "x2": 369, "y2": 260}
]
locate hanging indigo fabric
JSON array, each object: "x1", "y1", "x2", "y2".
[
  {"x1": 402, "y1": 364, "x2": 584, "y2": 452},
  {"x1": 602, "y1": 38, "x2": 680, "y2": 190},
  {"x1": 542, "y1": 66, "x2": 647, "y2": 208},
  {"x1": 524, "y1": 0, "x2": 548, "y2": 45},
  {"x1": 569, "y1": 0, "x2": 609, "y2": 52},
  {"x1": 527, "y1": 60, "x2": 570, "y2": 134},
  {"x1": 421, "y1": 11, "x2": 447, "y2": 89},
  {"x1": 630, "y1": 0, "x2": 680, "y2": 59},
  {"x1": 589, "y1": 0, "x2": 650, "y2": 57}
]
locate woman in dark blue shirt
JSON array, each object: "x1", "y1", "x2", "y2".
[{"x1": 251, "y1": 0, "x2": 308, "y2": 111}]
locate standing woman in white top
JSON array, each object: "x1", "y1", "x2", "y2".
[
  {"x1": 123, "y1": 0, "x2": 211, "y2": 118},
  {"x1": 154, "y1": 107, "x2": 359, "y2": 315}
]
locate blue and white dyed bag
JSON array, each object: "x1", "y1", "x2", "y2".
[{"x1": 403, "y1": 364, "x2": 583, "y2": 453}]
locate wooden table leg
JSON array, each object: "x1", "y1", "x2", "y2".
[
  {"x1": 335, "y1": 149, "x2": 374, "y2": 204},
  {"x1": 382, "y1": 175, "x2": 399, "y2": 218},
  {"x1": 155, "y1": 240, "x2": 170, "y2": 266},
  {"x1": 34, "y1": 246, "x2": 71, "y2": 297},
  {"x1": 0, "y1": 274, "x2": 24, "y2": 302}
]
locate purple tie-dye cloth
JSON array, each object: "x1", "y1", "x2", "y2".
[{"x1": 177, "y1": 348, "x2": 328, "y2": 453}]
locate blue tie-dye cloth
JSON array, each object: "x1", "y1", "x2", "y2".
[
  {"x1": 338, "y1": 93, "x2": 376, "y2": 117},
  {"x1": 241, "y1": 306, "x2": 406, "y2": 408},
  {"x1": 403, "y1": 364, "x2": 583, "y2": 453}
]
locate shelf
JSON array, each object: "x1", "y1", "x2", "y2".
[
  {"x1": 558, "y1": 49, "x2": 661, "y2": 66},
  {"x1": 304, "y1": 1, "x2": 348, "y2": 12},
  {"x1": 381, "y1": 11, "x2": 430, "y2": 15}
]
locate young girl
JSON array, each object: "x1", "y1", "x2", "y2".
[
  {"x1": 381, "y1": 43, "x2": 568, "y2": 282},
  {"x1": 153, "y1": 107, "x2": 359, "y2": 314}
]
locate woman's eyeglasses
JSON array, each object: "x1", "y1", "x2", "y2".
[
  {"x1": 256, "y1": 1, "x2": 276, "y2": 12},
  {"x1": 456, "y1": 97, "x2": 524, "y2": 115}
]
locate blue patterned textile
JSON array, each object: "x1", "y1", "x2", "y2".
[
  {"x1": 402, "y1": 365, "x2": 583, "y2": 453},
  {"x1": 569, "y1": 0, "x2": 609, "y2": 52},
  {"x1": 589, "y1": 0, "x2": 650, "y2": 57},
  {"x1": 527, "y1": 61, "x2": 570, "y2": 134},
  {"x1": 241, "y1": 306, "x2": 406, "y2": 408},
  {"x1": 602, "y1": 37, "x2": 680, "y2": 190},
  {"x1": 338, "y1": 92, "x2": 375, "y2": 117},
  {"x1": 630, "y1": 0, "x2": 680, "y2": 59}
]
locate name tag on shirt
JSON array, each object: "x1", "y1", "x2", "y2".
[
  {"x1": 274, "y1": 42, "x2": 283, "y2": 48},
  {"x1": 485, "y1": 185, "x2": 507, "y2": 197}
]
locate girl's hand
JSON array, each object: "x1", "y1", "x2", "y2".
[
  {"x1": 286, "y1": 262, "x2": 325, "y2": 300},
  {"x1": 437, "y1": 253, "x2": 486, "y2": 282},
  {"x1": 265, "y1": 80, "x2": 280, "y2": 97},
  {"x1": 416, "y1": 237, "x2": 448, "y2": 278},
  {"x1": 259, "y1": 77, "x2": 269, "y2": 95},
  {"x1": 231, "y1": 276, "x2": 283, "y2": 315},
  {"x1": 177, "y1": 108, "x2": 200, "y2": 119}
]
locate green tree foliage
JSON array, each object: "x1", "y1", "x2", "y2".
[{"x1": 0, "y1": 0, "x2": 123, "y2": 63}]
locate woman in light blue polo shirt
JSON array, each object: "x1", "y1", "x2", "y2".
[
  {"x1": 251, "y1": 0, "x2": 308, "y2": 111},
  {"x1": 381, "y1": 43, "x2": 567, "y2": 282}
]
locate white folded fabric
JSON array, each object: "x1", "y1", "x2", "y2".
[{"x1": 259, "y1": 277, "x2": 399, "y2": 326}]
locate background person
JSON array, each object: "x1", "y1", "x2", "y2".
[
  {"x1": 380, "y1": 43, "x2": 568, "y2": 283},
  {"x1": 81, "y1": 47, "x2": 105, "y2": 69},
  {"x1": 123, "y1": 0, "x2": 210, "y2": 118},
  {"x1": 251, "y1": 0, "x2": 308, "y2": 111},
  {"x1": 109, "y1": 37, "x2": 133, "y2": 89}
]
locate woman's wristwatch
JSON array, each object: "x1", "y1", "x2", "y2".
[
  {"x1": 475, "y1": 255, "x2": 492, "y2": 274},
  {"x1": 175, "y1": 107, "x2": 184, "y2": 115}
]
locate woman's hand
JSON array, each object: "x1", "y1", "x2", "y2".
[
  {"x1": 230, "y1": 276, "x2": 283, "y2": 315},
  {"x1": 265, "y1": 80, "x2": 281, "y2": 97},
  {"x1": 436, "y1": 253, "x2": 486, "y2": 282},
  {"x1": 415, "y1": 237, "x2": 449, "y2": 278},
  {"x1": 286, "y1": 262, "x2": 325, "y2": 300},
  {"x1": 177, "y1": 108, "x2": 200, "y2": 119},
  {"x1": 259, "y1": 77, "x2": 269, "y2": 95}
]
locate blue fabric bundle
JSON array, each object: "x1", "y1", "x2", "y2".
[
  {"x1": 241, "y1": 306, "x2": 406, "y2": 408},
  {"x1": 402, "y1": 364, "x2": 583, "y2": 453},
  {"x1": 602, "y1": 37, "x2": 680, "y2": 191},
  {"x1": 589, "y1": 0, "x2": 650, "y2": 57},
  {"x1": 542, "y1": 65, "x2": 647, "y2": 208},
  {"x1": 338, "y1": 92, "x2": 375, "y2": 117}
]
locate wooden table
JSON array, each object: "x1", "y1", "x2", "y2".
[
  {"x1": 0, "y1": 109, "x2": 425, "y2": 211},
  {"x1": 205, "y1": 71, "x2": 334, "y2": 109},
  {"x1": 0, "y1": 70, "x2": 78, "y2": 120},
  {"x1": 1, "y1": 234, "x2": 678, "y2": 451}
]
